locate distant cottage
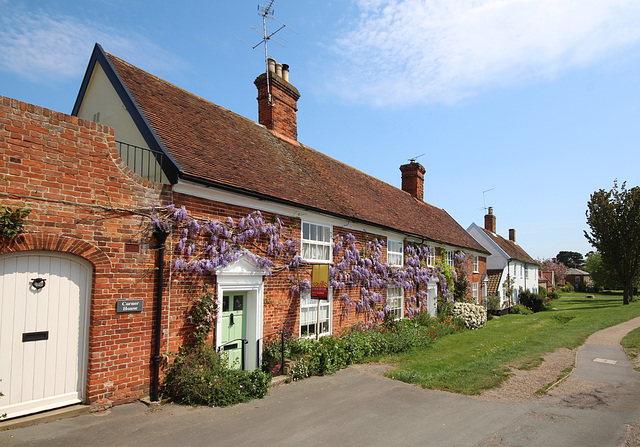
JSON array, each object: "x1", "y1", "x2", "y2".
[
  {"x1": 468, "y1": 207, "x2": 539, "y2": 308},
  {"x1": 0, "y1": 43, "x2": 488, "y2": 418}
]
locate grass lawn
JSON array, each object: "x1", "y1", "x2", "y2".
[
  {"x1": 382, "y1": 293, "x2": 640, "y2": 395},
  {"x1": 621, "y1": 326, "x2": 640, "y2": 372}
]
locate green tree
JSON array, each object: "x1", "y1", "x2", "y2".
[
  {"x1": 585, "y1": 251, "x2": 620, "y2": 291},
  {"x1": 556, "y1": 251, "x2": 585, "y2": 268},
  {"x1": 585, "y1": 181, "x2": 640, "y2": 305}
]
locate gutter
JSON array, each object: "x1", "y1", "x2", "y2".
[{"x1": 177, "y1": 174, "x2": 490, "y2": 256}]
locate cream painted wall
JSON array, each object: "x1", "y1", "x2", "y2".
[
  {"x1": 76, "y1": 62, "x2": 147, "y2": 148},
  {"x1": 76, "y1": 62, "x2": 168, "y2": 183}
]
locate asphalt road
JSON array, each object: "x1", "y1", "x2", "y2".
[{"x1": 2, "y1": 329, "x2": 640, "y2": 447}]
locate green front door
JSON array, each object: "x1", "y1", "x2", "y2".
[{"x1": 221, "y1": 292, "x2": 246, "y2": 369}]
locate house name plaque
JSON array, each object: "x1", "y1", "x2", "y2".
[{"x1": 116, "y1": 299, "x2": 144, "y2": 313}]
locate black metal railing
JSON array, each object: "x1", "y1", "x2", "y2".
[{"x1": 116, "y1": 141, "x2": 167, "y2": 183}]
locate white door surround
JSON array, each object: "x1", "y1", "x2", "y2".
[{"x1": 215, "y1": 255, "x2": 268, "y2": 371}]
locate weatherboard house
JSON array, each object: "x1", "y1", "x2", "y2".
[
  {"x1": 0, "y1": 43, "x2": 488, "y2": 418},
  {"x1": 467, "y1": 208, "x2": 539, "y2": 308}
]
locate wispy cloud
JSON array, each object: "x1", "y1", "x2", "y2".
[
  {"x1": 0, "y1": 4, "x2": 183, "y2": 83},
  {"x1": 328, "y1": 0, "x2": 640, "y2": 106}
]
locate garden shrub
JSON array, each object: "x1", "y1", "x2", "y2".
[
  {"x1": 486, "y1": 295, "x2": 502, "y2": 316},
  {"x1": 518, "y1": 290, "x2": 545, "y2": 313},
  {"x1": 561, "y1": 282, "x2": 574, "y2": 293},
  {"x1": 452, "y1": 302, "x2": 487, "y2": 329},
  {"x1": 438, "y1": 300, "x2": 455, "y2": 318},
  {"x1": 539, "y1": 287, "x2": 547, "y2": 300},
  {"x1": 262, "y1": 314, "x2": 466, "y2": 383},
  {"x1": 547, "y1": 290, "x2": 560, "y2": 300},
  {"x1": 290, "y1": 358, "x2": 311, "y2": 381},
  {"x1": 163, "y1": 344, "x2": 270, "y2": 407},
  {"x1": 509, "y1": 304, "x2": 533, "y2": 315},
  {"x1": 412, "y1": 310, "x2": 435, "y2": 327}
]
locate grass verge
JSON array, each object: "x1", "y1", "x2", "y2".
[
  {"x1": 621, "y1": 326, "x2": 640, "y2": 372},
  {"x1": 383, "y1": 295, "x2": 640, "y2": 395}
]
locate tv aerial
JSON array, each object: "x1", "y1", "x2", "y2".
[
  {"x1": 236, "y1": 1, "x2": 296, "y2": 105},
  {"x1": 478, "y1": 188, "x2": 495, "y2": 213},
  {"x1": 407, "y1": 154, "x2": 425, "y2": 163}
]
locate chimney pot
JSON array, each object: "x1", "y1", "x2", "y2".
[
  {"x1": 400, "y1": 162, "x2": 426, "y2": 201},
  {"x1": 267, "y1": 58, "x2": 276, "y2": 73},
  {"x1": 275, "y1": 63, "x2": 283, "y2": 78},
  {"x1": 282, "y1": 64, "x2": 290, "y2": 82},
  {"x1": 509, "y1": 228, "x2": 516, "y2": 242}
]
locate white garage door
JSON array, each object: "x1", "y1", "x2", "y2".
[{"x1": 0, "y1": 252, "x2": 91, "y2": 419}]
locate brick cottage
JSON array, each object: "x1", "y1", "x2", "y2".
[{"x1": 0, "y1": 43, "x2": 488, "y2": 418}]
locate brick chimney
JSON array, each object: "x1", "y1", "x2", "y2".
[
  {"x1": 400, "y1": 162, "x2": 426, "y2": 201},
  {"x1": 254, "y1": 58, "x2": 300, "y2": 141},
  {"x1": 484, "y1": 207, "x2": 496, "y2": 233},
  {"x1": 509, "y1": 228, "x2": 516, "y2": 242}
]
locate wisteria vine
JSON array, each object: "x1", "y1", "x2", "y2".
[
  {"x1": 151, "y1": 205, "x2": 301, "y2": 275},
  {"x1": 149, "y1": 204, "x2": 472, "y2": 324}
]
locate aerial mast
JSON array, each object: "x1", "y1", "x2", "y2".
[{"x1": 236, "y1": 0, "x2": 294, "y2": 106}]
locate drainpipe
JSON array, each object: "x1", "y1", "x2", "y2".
[{"x1": 151, "y1": 225, "x2": 169, "y2": 402}]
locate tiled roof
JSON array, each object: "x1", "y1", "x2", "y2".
[
  {"x1": 479, "y1": 228, "x2": 537, "y2": 265},
  {"x1": 102, "y1": 50, "x2": 488, "y2": 253},
  {"x1": 487, "y1": 269, "x2": 503, "y2": 294},
  {"x1": 566, "y1": 268, "x2": 589, "y2": 276}
]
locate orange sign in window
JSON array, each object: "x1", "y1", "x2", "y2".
[{"x1": 311, "y1": 264, "x2": 329, "y2": 300}]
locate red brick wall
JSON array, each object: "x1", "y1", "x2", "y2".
[
  {"x1": 469, "y1": 256, "x2": 488, "y2": 302},
  {"x1": 0, "y1": 96, "x2": 166, "y2": 410},
  {"x1": 1, "y1": 94, "x2": 481, "y2": 413}
]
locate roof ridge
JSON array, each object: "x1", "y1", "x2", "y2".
[{"x1": 101, "y1": 49, "x2": 489, "y2": 253}]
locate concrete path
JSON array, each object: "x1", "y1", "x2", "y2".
[{"x1": 2, "y1": 318, "x2": 640, "y2": 447}]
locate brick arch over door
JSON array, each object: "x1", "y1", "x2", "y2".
[{"x1": 0, "y1": 234, "x2": 112, "y2": 270}]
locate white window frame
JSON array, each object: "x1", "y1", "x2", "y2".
[
  {"x1": 446, "y1": 250, "x2": 455, "y2": 268},
  {"x1": 472, "y1": 283, "x2": 479, "y2": 303},
  {"x1": 387, "y1": 239, "x2": 403, "y2": 267},
  {"x1": 427, "y1": 246, "x2": 436, "y2": 267},
  {"x1": 525, "y1": 267, "x2": 529, "y2": 280},
  {"x1": 300, "y1": 289, "x2": 332, "y2": 338},
  {"x1": 301, "y1": 221, "x2": 332, "y2": 263},
  {"x1": 387, "y1": 286, "x2": 404, "y2": 319},
  {"x1": 473, "y1": 255, "x2": 479, "y2": 273}
]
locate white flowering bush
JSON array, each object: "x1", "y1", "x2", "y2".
[{"x1": 452, "y1": 302, "x2": 487, "y2": 330}]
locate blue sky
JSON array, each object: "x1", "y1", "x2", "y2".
[{"x1": 2, "y1": 0, "x2": 639, "y2": 260}]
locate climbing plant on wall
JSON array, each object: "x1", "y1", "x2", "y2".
[
  {"x1": 0, "y1": 205, "x2": 31, "y2": 237},
  {"x1": 150, "y1": 204, "x2": 468, "y2": 326}
]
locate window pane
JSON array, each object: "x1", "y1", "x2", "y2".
[
  {"x1": 310, "y1": 224, "x2": 317, "y2": 241},
  {"x1": 303, "y1": 223, "x2": 310, "y2": 240},
  {"x1": 233, "y1": 295, "x2": 244, "y2": 311}
]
